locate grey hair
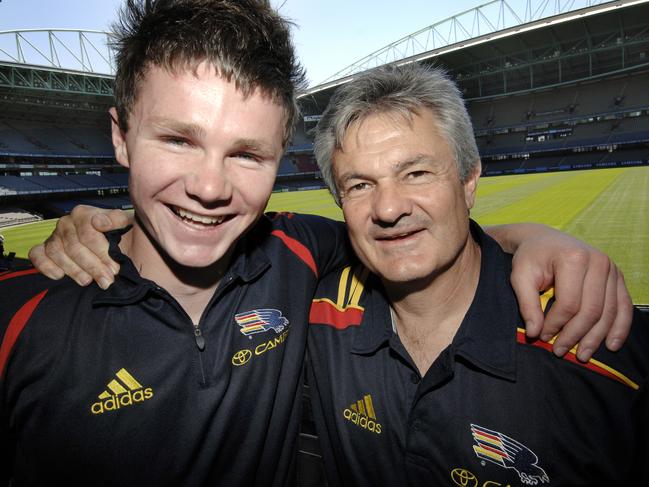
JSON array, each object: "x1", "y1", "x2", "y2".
[{"x1": 313, "y1": 64, "x2": 480, "y2": 205}]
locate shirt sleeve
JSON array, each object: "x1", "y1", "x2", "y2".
[
  {"x1": 268, "y1": 212, "x2": 352, "y2": 277},
  {"x1": 0, "y1": 269, "x2": 54, "y2": 482}
]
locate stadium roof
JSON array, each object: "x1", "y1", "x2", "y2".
[
  {"x1": 0, "y1": 29, "x2": 115, "y2": 123},
  {"x1": 0, "y1": 29, "x2": 113, "y2": 76},
  {"x1": 300, "y1": 0, "x2": 649, "y2": 100}
]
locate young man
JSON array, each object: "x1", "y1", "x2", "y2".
[
  {"x1": 307, "y1": 64, "x2": 648, "y2": 486},
  {"x1": 12, "y1": 0, "x2": 632, "y2": 485},
  {"x1": 1, "y1": 1, "x2": 347, "y2": 484}
]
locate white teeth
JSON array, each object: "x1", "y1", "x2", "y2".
[{"x1": 175, "y1": 207, "x2": 224, "y2": 225}]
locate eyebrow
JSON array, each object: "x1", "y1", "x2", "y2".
[
  {"x1": 338, "y1": 153, "x2": 436, "y2": 184},
  {"x1": 231, "y1": 138, "x2": 277, "y2": 157},
  {"x1": 392, "y1": 154, "x2": 437, "y2": 172},
  {"x1": 150, "y1": 117, "x2": 206, "y2": 139},
  {"x1": 233, "y1": 139, "x2": 281, "y2": 159},
  {"x1": 149, "y1": 119, "x2": 279, "y2": 157}
]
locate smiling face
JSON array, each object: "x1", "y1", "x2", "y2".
[
  {"x1": 333, "y1": 109, "x2": 480, "y2": 287},
  {"x1": 111, "y1": 61, "x2": 285, "y2": 274}
]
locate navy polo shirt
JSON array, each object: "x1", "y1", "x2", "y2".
[
  {"x1": 0, "y1": 212, "x2": 349, "y2": 486},
  {"x1": 307, "y1": 221, "x2": 649, "y2": 486}
]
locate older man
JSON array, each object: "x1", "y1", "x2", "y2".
[{"x1": 306, "y1": 64, "x2": 648, "y2": 486}]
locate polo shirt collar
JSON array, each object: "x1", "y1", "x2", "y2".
[
  {"x1": 92, "y1": 218, "x2": 272, "y2": 306},
  {"x1": 91, "y1": 227, "x2": 156, "y2": 306},
  {"x1": 452, "y1": 221, "x2": 519, "y2": 382},
  {"x1": 351, "y1": 220, "x2": 520, "y2": 382},
  {"x1": 351, "y1": 273, "x2": 394, "y2": 354},
  {"x1": 231, "y1": 215, "x2": 273, "y2": 283}
]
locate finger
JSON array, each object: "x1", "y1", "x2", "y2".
[
  {"x1": 84, "y1": 209, "x2": 129, "y2": 275},
  {"x1": 90, "y1": 209, "x2": 132, "y2": 233},
  {"x1": 57, "y1": 235, "x2": 115, "y2": 289},
  {"x1": 510, "y1": 259, "x2": 546, "y2": 338},
  {"x1": 548, "y1": 254, "x2": 610, "y2": 356},
  {"x1": 571, "y1": 265, "x2": 619, "y2": 361},
  {"x1": 66, "y1": 206, "x2": 122, "y2": 279},
  {"x1": 28, "y1": 244, "x2": 65, "y2": 280},
  {"x1": 76, "y1": 214, "x2": 120, "y2": 277},
  {"x1": 42, "y1": 236, "x2": 94, "y2": 286},
  {"x1": 539, "y1": 249, "x2": 590, "y2": 343},
  {"x1": 605, "y1": 270, "x2": 633, "y2": 351},
  {"x1": 92, "y1": 210, "x2": 129, "y2": 275}
]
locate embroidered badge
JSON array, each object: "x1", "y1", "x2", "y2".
[
  {"x1": 235, "y1": 309, "x2": 289, "y2": 337},
  {"x1": 470, "y1": 424, "x2": 549, "y2": 485}
]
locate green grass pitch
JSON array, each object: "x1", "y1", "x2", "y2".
[{"x1": 3, "y1": 166, "x2": 648, "y2": 304}]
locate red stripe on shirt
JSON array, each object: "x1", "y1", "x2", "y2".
[
  {"x1": 0, "y1": 289, "x2": 48, "y2": 378},
  {"x1": 516, "y1": 329, "x2": 636, "y2": 389},
  {"x1": 473, "y1": 429, "x2": 500, "y2": 442},
  {"x1": 0, "y1": 268, "x2": 40, "y2": 282},
  {"x1": 309, "y1": 300, "x2": 364, "y2": 330},
  {"x1": 480, "y1": 443, "x2": 508, "y2": 459},
  {"x1": 271, "y1": 230, "x2": 318, "y2": 277}
]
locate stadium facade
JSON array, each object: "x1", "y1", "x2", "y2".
[
  {"x1": 0, "y1": 0, "x2": 648, "y2": 219},
  {"x1": 296, "y1": 0, "x2": 649, "y2": 185}
]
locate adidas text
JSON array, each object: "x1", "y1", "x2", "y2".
[
  {"x1": 343, "y1": 408, "x2": 382, "y2": 434},
  {"x1": 91, "y1": 388, "x2": 154, "y2": 415}
]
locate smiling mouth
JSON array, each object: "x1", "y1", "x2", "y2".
[
  {"x1": 171, "y1": 206, "x2": 227, "y2": 226},
  {"x1": 376, "y1": 229, "x2": 421, "y2": 241}
]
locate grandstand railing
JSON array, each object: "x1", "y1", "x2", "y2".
[
  {"x1": 0, "y1": 29, "x2": 113, "y2": 75},
  {"x1": 312, "y1": 0, "x2": 616, "y2": 86}
]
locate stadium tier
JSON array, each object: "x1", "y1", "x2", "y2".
[
  {"x1": 1, "y1": 0, "x2": 648, "y2": 214},
  {"x1": 0, "y1": 174, "x2": 127, "y2": 194},
  {"x1": 295, "y1": 1, "x2": 649, "y2": 179},
  {"x1": 0, "y1": 208, "x2": 41, "y2": 228},
  {"x1": 0, "y1": 120, "x2": 112, "y2": 157}
]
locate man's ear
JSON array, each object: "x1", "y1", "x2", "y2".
[
  {"x1": 110, "y1": 107, "x2": 130, "y2": 169},
  {"x1": 463, "y1": 161, "x2": 482, "y2": 211}
]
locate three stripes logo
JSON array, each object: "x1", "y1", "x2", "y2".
[
  {"x1": 90, "y1": 368, "x2": 153, "y2": 415},
  {"x1": 343, "y1": 394, "x2": 382, "y2": 434}
]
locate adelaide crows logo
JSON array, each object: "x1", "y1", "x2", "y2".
[
  {"x1": 470, "y1": 424, "x2": 549, "y2": 485},
  {"x1": 235, "y1": 309, "x2": 289, "y2": 337}
]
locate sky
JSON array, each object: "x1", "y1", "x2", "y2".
[{"x1": 0, "y1": 0, "x2": 513, "y2": 86}]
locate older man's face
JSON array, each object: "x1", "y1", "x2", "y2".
[{"x1": 333, "y1": 109, "x2": 480, "y2": 286}]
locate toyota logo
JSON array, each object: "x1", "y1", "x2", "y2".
[
  {"x1": 450, "y1": 468, "x2": 478, "y2": 487},
  {"x1": 232, "y1": 349, "x2": 252, "y2": 366}
]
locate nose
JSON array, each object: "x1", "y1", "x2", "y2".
[
  {"x1": 371, "y1": 181, "x2": 411, "y2": 224},
  {"x1": 185, "y1": 155, "x2": 233, "y2": 205}
]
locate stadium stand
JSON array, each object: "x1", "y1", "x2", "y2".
[
  {"x1": 103, "y1": 173, "x2": 129, "y2": 185},
  {"x1": 0, "y1": 120, "x2": 112, "y2": 156},
  {"x1": 0, "y1": 1, "x2": 647, "y2": 213},
  {"x1": 44, "y1": 195, "x2": 132, "y2": 216},
  {"x1": 0, "y1": 174, "x2": 127, "y2": 195},
  {"x1": 0, "y1": 209, "x2": 42, "y2": 228},
  {"x1": 278, "y1": 157, "x2": 298, "y2": 175}
]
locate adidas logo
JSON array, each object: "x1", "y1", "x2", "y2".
[
  {"x1": 90, "y1": 368, "x2": 154, "y2": 415},
  {"x1": 343, "y1": 394, "x2": 382, "y2": 434}
]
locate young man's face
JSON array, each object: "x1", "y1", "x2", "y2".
[
  {"x1": 111, "y1": 61, "x2": 286, "y2": 269},
  {"x1": 333, "y1": 109, "x2": 480, "y2": 286}
]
